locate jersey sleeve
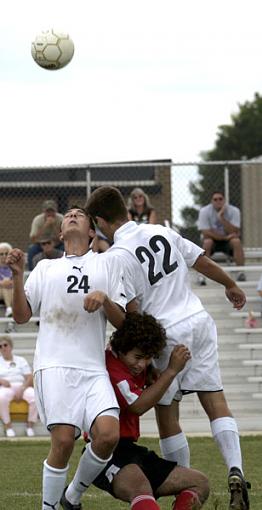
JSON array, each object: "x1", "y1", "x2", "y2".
[
  {"x1": 24, "y1": 261, "x2": 45, "y2": 315},
  {"x1": 168, "y1": 228, "x2": 204, "y2": 267},
  {"x1": 105, "y1": 255, "x2": 127, "y2": 309}
]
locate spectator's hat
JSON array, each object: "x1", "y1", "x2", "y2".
[{"x1": 42, "y1": 199, "x2": 57, "y2": 212}]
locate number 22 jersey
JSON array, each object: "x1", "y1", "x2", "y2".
[{"x1": 110, "y1": 222, "x2": 205, "y2": 333}]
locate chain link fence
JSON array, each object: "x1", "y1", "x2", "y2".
[{"x1": 1, "y1": 158, "x2": 262, "y2": 256}]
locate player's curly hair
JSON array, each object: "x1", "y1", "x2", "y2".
[{"x1": 110, "y1": 312, "x2": 167, "y2": 358}]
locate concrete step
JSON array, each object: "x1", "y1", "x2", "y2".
[{"x1": 140, "y1": 413, "x2": 262, "y2": 435}]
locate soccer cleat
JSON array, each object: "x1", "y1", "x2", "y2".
[
  {"x1": 228, "y1": 467, "x2": 251, "y2": 510},
  {"x1": 60, "y1": 487, "x2": 82, "y2": 510}
]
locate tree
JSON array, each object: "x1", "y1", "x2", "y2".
[{"x1": 179, "y1": 92, "x2": 262, "y2": 242}]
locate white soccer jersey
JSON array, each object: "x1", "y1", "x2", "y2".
[
  {"x1": 110, "y1": 222, "x2": 205, "y2": 333},
  {"x1": 24, "y1": 250, "x2": 126, "y2": 373}
]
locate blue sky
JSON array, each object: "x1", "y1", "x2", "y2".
[{"x1": 0, "y1": 0, "x2": 262, "y2": 167}]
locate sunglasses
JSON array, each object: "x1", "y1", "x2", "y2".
[
  {"x1": 0, "y1": 252, "x2": 9, "y2": 256},
  {"x1": 41, "y1": 241, "x2": 52, "y2": 245},
  {"x1": 133, "y1": 195, "x2": 143, "y2": 199},
  {"x1": 212, "y1": 197, "x2": 224, "y2": 201},
  {"x1": 0, "y1": 343, "x2": 9, "y2": 348}
]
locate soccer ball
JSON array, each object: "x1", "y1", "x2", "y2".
[{"x1": 31, "y1": 29, "x2": 74, "y2": 70}]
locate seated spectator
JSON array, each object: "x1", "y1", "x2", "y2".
[
  {"x1": 257, "y1": 275, "x2": 262, "y2": 298},
  {"x1": 0, "y1": 242, "x2": 13, "y2": 317},
  {"x1": 27, "y1": 199, "x2": 64, "y2": 271},
  {"x1": 0, "y1": 336, "x2": 38, "y2": 437},
  {"x1": 127, "y1": 187, "x2": 157, "y2": 224},
  {"x1": 32, "y1": 235, "x2": 63, "y2": 268},
  {"x1": 197, "y1": 191, "x2": 245, "y2": 284}
]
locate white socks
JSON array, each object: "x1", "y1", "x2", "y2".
[
  {"x1": 66, "y1": 443, "x2": 112, "y2": 505},
  {"x1": 42, "y1": 459, "x2": 69, "y2": 510},
  {"x1": 159, "y1": 432, "x2": 190, "y2": 467},
  {"x1": 211, "y1": 417, "x2": 243, "y2": 473}
]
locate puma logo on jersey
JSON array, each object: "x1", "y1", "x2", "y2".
[{"x1": 73, "y1": 265, "x2": 83, "y2": 273}]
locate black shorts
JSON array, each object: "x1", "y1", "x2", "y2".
[
  {"x1": 212, "y1": 240, "x2": 233, "y2": 256},
  {"x1": 92, "y1": 438, "x2": 177, "y2": 497}
]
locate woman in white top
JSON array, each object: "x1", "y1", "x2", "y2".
[{"x1": 0, "y1": 336, "x2": 37, "y2": 437}]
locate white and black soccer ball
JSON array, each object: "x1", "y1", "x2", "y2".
[{"x1": 31, "y1": 29, "x2": 74, "y2": 70}]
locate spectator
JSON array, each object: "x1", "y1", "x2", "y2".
[
  {"x1": 257, "y1": 274, "x2": 262, "y2": 298},
  {"x1": 127, "y1": 188, "x2": 157, "y2": 225},
  {"x1": 197, "y1": 191, "x2": 245, "y2": 284},
  {"x1": 27, "y1": 200, "x2": 64, "y2": 271},
  {"x1": 32, "y1": 235, "x2": 63, "y2": 268},
  {"x1": 0, "y1": 336, "x2": 38, "y2": 437},
  {"x1": 0, "y1": 242, "x2": 13, "y2": 317}
]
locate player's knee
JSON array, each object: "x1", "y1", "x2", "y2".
[
  {"x1": 195, "y1": 471, "x2": 210, "y2": 504},
  {"x1": 98, "y1": 426, "x2": 119, "y2": 452},
  {"x1": 51, "y1": 431, "x2": 75, "y2": 460}
]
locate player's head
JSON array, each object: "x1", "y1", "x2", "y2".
[
  {"x1": 110, "y1": 312, "x2": 167, "y2": 358},
  {"x1": 85, "y1": 186, "x2": 128, "y2": 240},
  {"x1": 60, "y1": 205, "x2": 95, "y2": 243},
  {"x1": 86, "y1": 186, "x2": 128, "y2": 223}
]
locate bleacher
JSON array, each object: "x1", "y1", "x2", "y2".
[{"x1": 1, "y1": 249, "x2": 262, "y2": 437}]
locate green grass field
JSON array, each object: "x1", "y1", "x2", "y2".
[{"x1": 1, "y1": 436, "x2": 261, "y2": 509}]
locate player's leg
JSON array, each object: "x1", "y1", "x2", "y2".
[
  {"x1": 34, "y1": 368, "x2": 84, "y2": 510},
  {"x1": 63, "y1": 373, "x2": 120, "y2": 508},
  {"x1": 198, "y1": 390, "x2": 250, "y2": 510},
  {"x1": 63, "y1": 412, "x2": 119, "y2": 508},
  {"x1": 155, "y1": 401, "x2": 190, "y2": 467},
  {"x1": 42, "y1": 424, "x2": 74, "y2": 510},
  {"x1": 156, "y1": 465, "x2": 209, "y2": 509},
  {"x1": 112, "y1": 464, "x2": 161, "y2": 509}
]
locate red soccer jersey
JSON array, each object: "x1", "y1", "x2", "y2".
[{"x1": 106, "y1": 349, "x2": 146, "y2": 441}]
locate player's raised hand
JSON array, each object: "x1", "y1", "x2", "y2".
[
  {"x1": 84, "y1": 291, "x2": 106, "y2": 313},
  {"x1": 6, "y1": 249, "x2": 25, "y2": 276},
  {"x1": 225, "y1": 284, "x2": 246, "y2": 310},
  {"x1": 168, "y1": 344, "x2": 191, "y2": 375}
]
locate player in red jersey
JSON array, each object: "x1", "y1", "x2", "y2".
[{"x1": 62, "y1": 312, "x2": 209, "y2": 510}]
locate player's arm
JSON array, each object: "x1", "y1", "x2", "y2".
[
  {"x1": 83, "y1": 291, "x2": 125, "y2": 329},
  {"x1": 193, "y1": 254, "x2": 246, "y2": 309},
  {"x1": 126, "y1": 298, "x2": 138, "y2": 313},
  {"x1": 6, "y1": 249, "x2": 32, "y2": 323},
  {"x1": 128, "y1": 345, "x2": 191, "y2": 415}
]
